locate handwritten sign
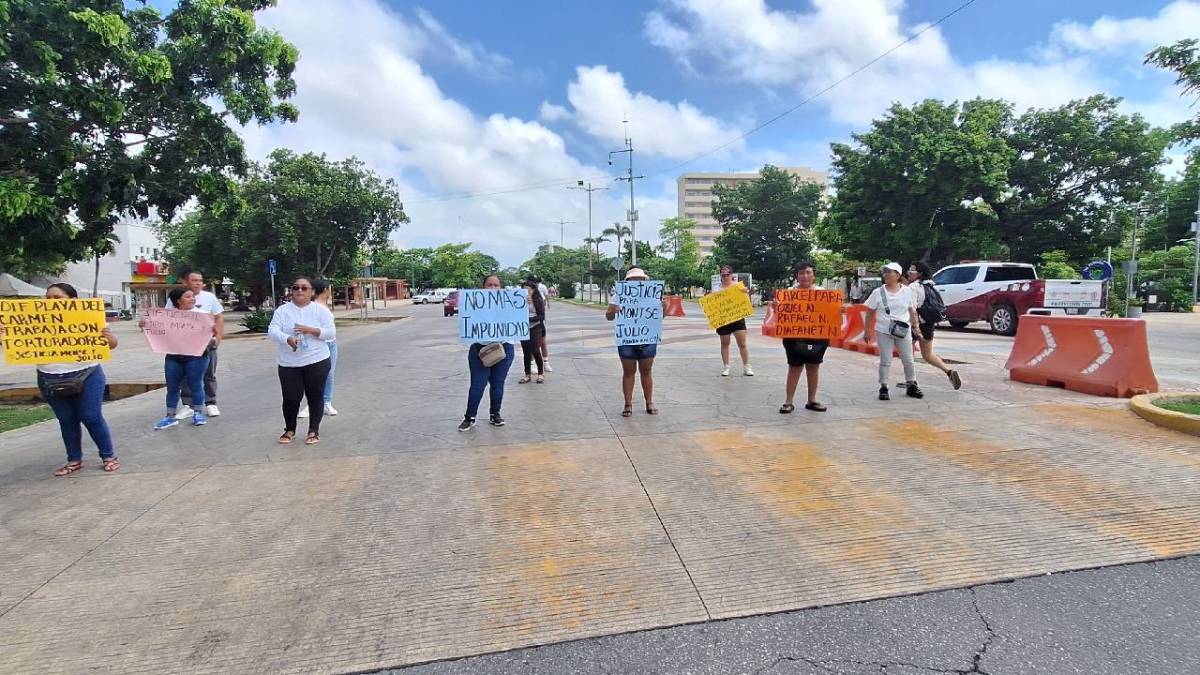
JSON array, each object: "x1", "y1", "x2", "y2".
[
  {"x1": 0, "y1": 298, "x2": 111, "y2": 365},
  {"x1": 142, "y1": 308, "x2": 214, "y2": 356},
  {"x1": 698, "y1": 281, "x2": 753, "y2": 330},
  {"x1": 613, "y1": 280, "x2": 664, "y2": 346},
  {"x1": 459, "y1": 289, "x2": 530, "y2": 344},
  {"x1": 772, "y1": 288, "x2": 844, "y2": 340}
]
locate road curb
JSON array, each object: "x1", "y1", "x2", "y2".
[{"x1": 1130, "y1": 392, "x2": 1200, "y2": 436}]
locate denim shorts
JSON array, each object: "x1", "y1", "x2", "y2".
[{"x1": 617, "y1": 343, "x2": 657, "y2": 360}]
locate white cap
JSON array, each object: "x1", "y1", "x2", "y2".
[
  {"x1": 624, "y1": 268, "x2": 648, "y2": 280},
  {"x1": 881, "y1": 262, "x2": 903, "y2": 274}
]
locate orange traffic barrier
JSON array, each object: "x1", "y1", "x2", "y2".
[
  {"x1": 1003, "y1": 315, "x2": 1158, "y2": 398},
  {"x1": 828, "y1": 305, "x2": 854, "y2": 348},
  {"x1": 761, "y1": 301, "x2": 777, "y2": 337},
  {"x1": 664, "y1": 295, "x2": 685, "y2": 317}
]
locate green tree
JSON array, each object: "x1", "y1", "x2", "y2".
[
  {"x1": 1146, "y1": 39, "x2": 1200, "y2": 141},
  {"x1": 1037, "y1": 250, "x2": 1081, "y2": 280},
  {"x1": 428, "y1": 243, "x2": 497, "y2": 288},
  {"x1": 654, "y1": 217, "x2": 704, "y2": 294},
  {"x1": 601, "y1": 223, "x2": 631, "y2": 266},
  {"x1": 522, "y1": 244, "x2": 589, "y2": 288},
  {"x1": 1, "y1": 0, "x2": 299, "y2": 276},
  {"x1": 374, "y1": 247, "x2": 433, "y2": 288},
  {"x1": 713, "y1": 165, "x2": 821, "y2": 288}
]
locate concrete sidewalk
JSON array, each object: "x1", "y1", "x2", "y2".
[{"x1": 1, "y1": 302, "x2": 1198, "y2": 674}]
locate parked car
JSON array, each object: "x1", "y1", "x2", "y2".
[
  {"x1": 443, "y1": 291, "x2": 459, "y2": 317},
  {"x1": 412, "y1": 289, "x2": 450, "y2": 304},
  {"x1": 931, "y1": 262, "x2": 1105, "y2": 335}
]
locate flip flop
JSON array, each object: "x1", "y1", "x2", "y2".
[
  {"x1": 622, "y1": 404, "x2": 634, "y2": 418},
  {"x1": 278, "y1": 431, "x2": 295, "y2": 444},
  {"x1": 805, "y1": 402, "x2": 827, "y2": 412},
  {"x1": 779, "y1": 403, "x2": 795, "y2": 414},
  {"x1": 645, "y1": 404, "x2": 659, "y2": 415},
  {"x1": 305, "y1": 432, "x2": 320, "y2": 446}
]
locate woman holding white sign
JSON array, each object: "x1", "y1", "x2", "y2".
[
  {"x1": 268, "y1": 276, "x2": 336, "y2": 445},
  {"x1": 605, "y1": 268, "x2": 665, "y2": 417},
  {"x1": 35, "y1": 283, "x2": 120, "y2": 475},
  {"x1": 459, "y1": 274, "x2": 517, "y2": 431},
  {"x1": 149, "y1": 287, "x2": 211, "y2": 429},
  {"x1": 715, "y1": 265, "x2": 753, "y2": 377}
]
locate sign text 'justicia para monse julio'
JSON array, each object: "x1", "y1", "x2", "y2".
[
  {"x1": 458, "y1": 289, "x2": 530, "y2": 344},
  {"x1": 613, "y1": 281, "x2": 664, "y2": 346},
  {"x1": 0, "y1": 298, "x2": 112, "y2": 365}
]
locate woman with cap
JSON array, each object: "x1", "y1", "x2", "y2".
[
  {"x1": 715, "y1": 265, "x2": 753, "y2": 377},
  {"x1": 863, "y1": 263, "x2": 924, "y2": 400},
  {"x1": 605, "y1": 268, "x2": 666, "y2": 417},
  {"x1": 905, "y1": 261, "x2": 962, "y2": 390}
]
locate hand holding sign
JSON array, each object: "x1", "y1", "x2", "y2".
[
  {"x1": 141, "y1": 308, "x2": 214, "y2": 356},
  {"x1": 698, "y1": 282, "x2": 754, "y2": 330},
  {"x1": 770, "y1": 288, "x2": 844, "y2": 340},
  {"x1": 459, "y1": 289, "x2": 530, "y2": 344},
  {"x1": 613, "y1": 281, "x2": 664, "y2": 346},
  {"x1": 0, "y1": 298, "x2": 112, "y2": 365}
]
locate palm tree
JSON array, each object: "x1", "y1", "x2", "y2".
[
  {"x1": 90, "y1": 230, "x2": 121, "y2": 300},
  {"x1": 601, "y1": 223, "x2": 631, "y2": 267}
]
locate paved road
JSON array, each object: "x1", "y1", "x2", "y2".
[{"x1": 1, "y1": 301, "x2": 1198, "y2": 674}]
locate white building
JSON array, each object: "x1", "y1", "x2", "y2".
[{"x1": 33, "y1": 219, "x2": 166, "y2": 310}]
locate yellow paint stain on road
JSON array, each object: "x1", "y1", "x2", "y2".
[{"x1": 879, "y1": 419, "x2": 1200, "y2": 558}]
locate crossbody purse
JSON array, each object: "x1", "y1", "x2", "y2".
[
  {"x1": 879, "y1": 289, "x2": 911, "y2": 340},
  {"x1": 42, "y1": 366, "x2": 97, "y2": 398},
  {"x1": 478, "y1": 342, "x2": 506, "y2": 367}
]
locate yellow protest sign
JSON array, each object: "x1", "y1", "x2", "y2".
[
  {"x1": 698, "y1": 282, "x2": 753, "y2": 330},
  {"x1": 0, "y1": 299, "x2": 112, "y2": 365},
  {"x1": 772, "y1": 288, "x2": 844, "y2": 340}
]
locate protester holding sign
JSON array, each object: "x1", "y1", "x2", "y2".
[
  {"x1": 605, "y1": 268, "x2": 666, "y2": 417},
  {"x1": 268, "y1": 276, "x2": 336, "y2": 445},
  {"x1": 906, "y1": 262, "x2": 962, "y2": 390},
  {"x1": 459, "y1": 274, "x2": 521, "y2": 431},
  {"x1": 771, "y1": 262, "x2": 837, "y2": 413},
  {"x1": 167, "y1": 270, "x2": 224, "y2": 419},
  {"x1": 15, "y1": 284, "x2": 120, "y2": 475},
  {"x1": 713, "y1": 266, "x2": 753, "y2": 377},
  {"x1": 147, "y1": 287, "x2": 213, "y2": 429},
  {"x1": 864, "y1": 263, "x2": 923, "y2": 401}
]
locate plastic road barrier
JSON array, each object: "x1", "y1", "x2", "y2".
[
  {"x1": 1003, "y1": 315, "x2": 1158, "y2": 398},
  {"x1": 664, "y1": 296, "x2": 686, "y2": 317}
]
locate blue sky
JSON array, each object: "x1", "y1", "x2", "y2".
[{"x1": 234, "y1": 0, "x2": 1199, "y2": 265}]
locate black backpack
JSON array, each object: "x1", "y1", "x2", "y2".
[{"x1": 917, "y1": 281, "x2": 947, "y2": 324}]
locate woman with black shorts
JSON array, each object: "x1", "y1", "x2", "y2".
[
  {"x1": 606, "y1": 268, "x2": 666, "y2": 417},
  {"x1": 777, "y1": 262, "x2": 827, "y2": 413},
  {"x1": 906, "y1": 262, "x2": 962, "y2": 390},
  {"x1": 715, "y1": 265, "x2": 753, "y2": 376}
]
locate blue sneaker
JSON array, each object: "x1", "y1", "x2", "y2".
[
  {"x1": 154, "y1": 415, "x2": 178, "y2": 431},
  {"x1": 192, "y1": 411, "x2": 208, "y2": 426}
]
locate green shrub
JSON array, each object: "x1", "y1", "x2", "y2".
[
  {"x1": 241, "y1": 308, "x2": 274, "y2": 333},
  {"x1": 556, "y1": 282, "x2": 576, "y2": 299}
]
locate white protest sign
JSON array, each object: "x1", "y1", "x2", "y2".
[
  {"x1": 458, "y1": 289, "x2": 530, "y2": 344},
  {"x1": 613, "y1": 280, "x2": 664, "y2": 346}
]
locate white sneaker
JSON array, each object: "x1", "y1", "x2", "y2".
[
  {"x1": 744, "y1": 365, "x2": 755, "y2": 376},
  {"x1": 544, "y1": 361, "x2": 553, "y2": 373},
  {"x1": 297, "y1": 406, "x2": 309, "y2": 418},
  {"x1": 324, "y1": 403, "x2": 338, "y2": 416},
  {"x1": 174, "y1": 408, "x2": 192, "y2": 420},
  {"x1": 721, "y1": 366, "x2": 730, "y2": 377},
  {"x1": 206, "y1": 404, "x2": 220, "y2": 417}
]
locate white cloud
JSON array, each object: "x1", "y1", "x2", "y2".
[
  {"x1": 561, "y1": 65, "x2": 743, "y2": 160},
  {"x1": 412, "y1": 8, "x2": 514, "y2": 80},
  {"x1": 643, "y1": 0, "x2": 1114, "y2": 125},
  {"x1": 1050, "y1": 1, "x2": 1200, "y2": 54},
  {"x1": 538, "y1": 101, "x2": 572, "y2": 123}
]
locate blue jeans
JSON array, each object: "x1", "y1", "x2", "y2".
[
  {"x1": 465, "y1": 343, "x2": 515, "y2": 419},
  {"x1": 165, "y1": 354, "x2": 209, "y2": 411},
  {"x1": 38, "y1": 367, "x2": 116, "y2": 462},
  {"x1": 323, "y1": 341, "x2": 337, "y2": 403}
]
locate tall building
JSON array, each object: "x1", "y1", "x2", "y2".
[{"x1": 677, "y1": 167, "x2": 828, "y2": 258}]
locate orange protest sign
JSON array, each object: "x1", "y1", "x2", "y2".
[{"x1": 772, "y1": 288, "x2": 844, "y2": 340}]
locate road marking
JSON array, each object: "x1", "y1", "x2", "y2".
[
  {"x1": 1027, "y1": 325, "x2": 1056, "y2": 366},
  {"x1": 1081, "y1": 329, "x2": 1113, "y2": 374}
]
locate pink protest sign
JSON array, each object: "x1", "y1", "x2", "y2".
[{"x1": 142, "y1": 308, "x2": 214, "y2": 356}]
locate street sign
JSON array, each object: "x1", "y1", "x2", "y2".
[
  {"x1": 1191, "y1": 221, "x2": 1198, "y2": 233},
  {"x1": 627, "y1": 209, "x2": 638, "y2": 222},
  {"x1": 268, "y1": 258, "x2": 277, "y2": 275},
  {"x1": 609, "y1": 257, "x2": 623, "y2": 272},
  {"x1": 1122, "y1": 260, "x2": 1138, "y2": 274}
]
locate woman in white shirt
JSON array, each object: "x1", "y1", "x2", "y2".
[
  {"x1": 268, "y1": 276, "x2": 336, "y2": 445},
  {"x1": 864, "y1": 263, "x2": 924, "y2": 401}
]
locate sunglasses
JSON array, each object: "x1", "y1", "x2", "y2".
[{"x1": 291, "y1": 285, "x2": 311, "y2": 291}]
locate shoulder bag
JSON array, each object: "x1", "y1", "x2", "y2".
[
  {"x1": 478, "y1": 342, "x2": 506, "y2": 367},
  {"x1": 42, "y1": 366, "x2": 97, "y2": 398},
  {"x1": 880, "y1": 289, "x2": 910, "y2": 340}
]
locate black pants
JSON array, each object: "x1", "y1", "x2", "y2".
[
  {"x1": 521, "y1": 339, "x2": 544, "y2": 375},
  {"x1": 279, "y1": 358, "x2": 331, "y2": 434}
]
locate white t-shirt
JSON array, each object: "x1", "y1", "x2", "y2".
[
  {"x1": 865, "y1": 285, "x2": 916, "y2": 335},
  {"x1": 909, "y1": 281, "x2": 926, "y2": 309},
  {"x1": 267, "y1": 301, "x2": 336, "y2": 367},
  {"x1": 167, "y1": 289, "x2": 224, "y2": 315},
  {"x1": 538, "y1": 283, "x2": 550, "y2": 307}
]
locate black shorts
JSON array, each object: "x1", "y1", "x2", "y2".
[
  {"x1": 783, "y1": 338, "x2": 828, "y2": 366},
  {"x1": 914, "y1": 322, "x2": 935, "y2": 341},
  {"x1": 716, "y1": 319, "x2": 747, "y2": 336}
]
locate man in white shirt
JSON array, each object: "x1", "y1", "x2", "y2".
[{"x1": 168, "y1": 270, "x2": 224, "y2": 418}]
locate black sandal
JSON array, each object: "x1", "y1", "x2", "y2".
[
  {"x1": 622, "y1": 403, "x2": 634, "y2": 418},
  {"x1": 278, "y1": 431, "x2": 295, "y2": 444},
  {"x1": 645, "y1": 404, "x2": 659, "y2": 415},
  {"x1": 779, "y1": 403, "x2": 795, "y2": 414},
  {"x1": 805, "y1": 402, "x2": 827, "y2": 412}
]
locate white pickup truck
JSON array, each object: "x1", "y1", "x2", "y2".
[{"x1": 931, "y1": 262, "x2": 1105, "y2": 335}]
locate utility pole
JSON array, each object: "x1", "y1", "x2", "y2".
[
  {"x1": 569, "y1": 181, "x2": 610, "y2": 302},
  {"x1": 551, "y1": 219, "x2": 575, "y2": 248},
  {"x1": 1193, "y1": 176, "x2": 1199, "y2": 304},
  {"x1": 609, "y1": 118, "x2": 644, "y2": 266}
]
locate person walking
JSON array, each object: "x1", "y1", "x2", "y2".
[
  {"x1": 168, "y1": 270, "x2": 223, "y2": 419},
  {"x1": 298, "y1": 278, "x2": 338, "y2": 418},
  {"x1": 777, "y1": 261, "x2": 828, "y2": 413},
  {"x1": 906, "y1": 261, "x2": 962, "y2": 390},
  {"x1": 606, "y1": 268, "x2": 665, "y2": 417},
  {"x1": 533, "y1": 275, "x2": 553, "y2": 372},
  {"x1": 33, "y1": 283, "x2": 120, "y2": 475},
  {"x1": 460, "y1": 274, "x2": 516, "y2": 431},
  {"x1": 518, "y1": 280, "x2": 546, "y2": 384},
  {"x1": 268, "y1": 276, "x2": 336, "y2": 445},
  {"x1": 864, "y1": 263, "x2": 924, "y2": 400},
  {"x1": 715, "y1": 265, "x2": 753, "y2": 377},
  {"x1": 150, "y1": 287, "x2": 211, "y2": 429}
]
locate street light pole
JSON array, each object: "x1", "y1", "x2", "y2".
[
  {"x1": 1193, "y1": 176, "x2": 1199, "y2": 304},
  {"x1": 609, "y1": 118, "x2": 644, "y2": 267},
  {"x1": 569, "y1": 181, "x2": 610, "y2": 302},
  {"x1": 552, "y1": 219, "x2": 576, "y2": 248}
]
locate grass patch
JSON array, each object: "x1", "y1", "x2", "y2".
[
  {"x1": 1155, "y1": 398, "x2": 1200, "y2": 416},
  {"x1": 0, "y1": 404, "x2": 55, "y2": 433}
]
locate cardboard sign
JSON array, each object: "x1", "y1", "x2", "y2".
[
  {"x1": 142, "y1": 308, "x2": 214, "y2": 356},
  {"x1": 459, "y1": 289, "x2": 530, "y2": 344},
  {"x1": 772, "y1": 288, "x2": 844, "y2": 340},
  {"x1": 613, "y1": 280, "x2": 664, "y2": 346},
  {"x1": 0, "y1": 298, "x2": 112, "y2": 365},
  {"x1": 698, "y1": 281, "x2": 753, "y2": 330}
]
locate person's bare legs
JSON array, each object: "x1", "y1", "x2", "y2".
[
  {"x1": 804, "y1": 363, "x2": 821, "y2": 404},
  {"x1": 719, "y1": 333, "x2": 731, "y2": 367},
  {"x1": 637, "y1": 357, "x2": 657, "y2": 413},
  {"x1": 621, "y1": 359, "x2": 638, "y2": 408},
  {"x1": 918, "y1": 338, "x2": 951, "y2": 374},
  {"x1": 734, "y1": 330, "x2": 750, "y2": 366},
  {"x1": 784, "y1": 365, "x2": 803, "y2": 406}
]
